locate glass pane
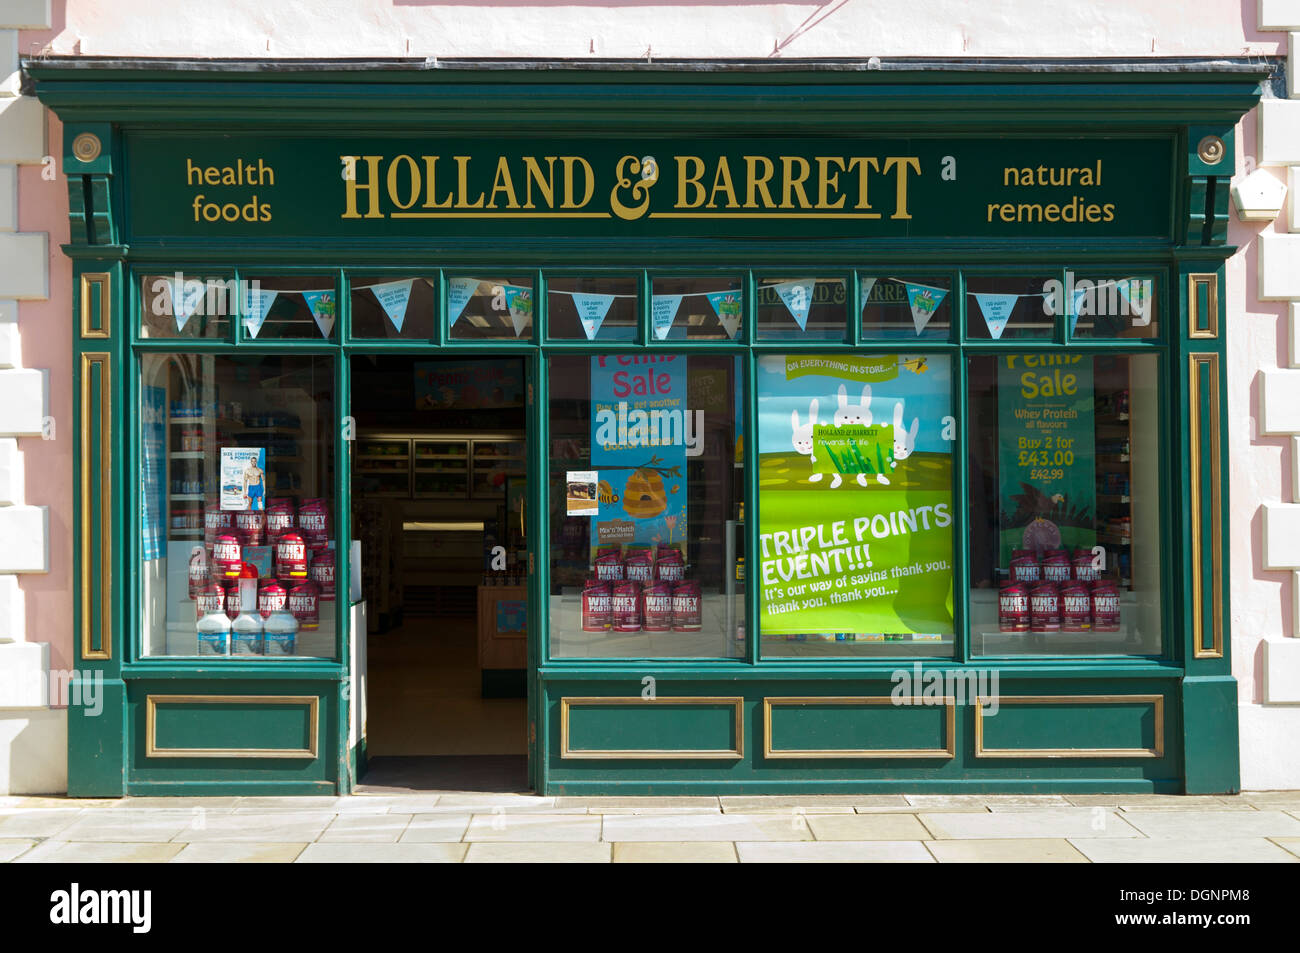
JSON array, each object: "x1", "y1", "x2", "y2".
[
  {"x1": 651, "y1": 277, "x2": 742, "y2": 341},
  {"x1": 350, "y1": 276, "x2": 436, "y2": 339},
  {"x1": 139, "y1": 273, "x2": 232, "y2": 339},
  {"x1": 757, "y1": 354, "x2": 955, "y2": 657},
  {"x1": 242, "y1": 276, "x2": 336, "y2": 340},
  {"x1": 1067, "y1": 275, "x2": 1158, "y2": 340},
  {"x1": 548, "y1": 354, "x2": 745, "y2": 658},
  {"x1": 860, "y1": 276, "x2": 951, "y2": 340},
  {"x1": 756, "y1": 277, "x2": 846, "y2": 340},
  {"x1": 447, "y1": 277, "x2": 533, "y2": 340},
  {"x1": 968, "y1": 352, "x2": 1161, "y2": 657},
  {"x1": 547, "y1": 277, "x2": 637, "y2": 341},
  {"x1": 140, "y1": 353, "x2": 337, "y2": 659},
  {"x1": 965, "y1": 275, "x2": 1057, "y2": 340}
]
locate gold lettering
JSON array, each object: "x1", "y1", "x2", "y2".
[
  {"x1": 560, "y1": 156, "x2": 595, "y2": 209},
  {"x1": 780, "y1": 156, "x2": 813, "y2": 209},
  {"x1": 453, "y1": 156, "x2": 485, "y2": 209},
  {"x1": 385, "y1": 154, "x2": 421, "y2": 211},
  {"x1": 743, "y1": 156, "x2": 777, "y2": 209},
  {"x1": 815, "y1": 156, "x2": 847, "y2": 210},
  {"x1": 341, "y1": 155, "x2": 384, "y2": 219},
  {"x1": 675, "y1": 156, "x2": 707, "y2": 209},
  {"x1": 488, "y1": 156, "x2": 521, "y2": 210},
  {"x1": 708, "y1": 156, "x2": 739, "y2": 209},
  {"x1": 845, "y1": 157, "x2": 882, "y2": 217},
  {"x1": 522, "y1": 156, "x2": 556, "y2": 209},
  {"x1": 883, "y1": 156, "x2": 921, "y2": 220},
  {"x1": 420, "y1": 156, "x2": 454, "y2": 209}
]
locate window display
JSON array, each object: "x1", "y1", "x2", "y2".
[
  {"x1": 967, "y1": 352, "x2": 1161, "y2": 656},
  {"x1": 140, "y1": 353, "x2": 337, "y2": 658},
  {"x1": 548, "y1": 354, "x2": 744, "y2": 658},
  {"x1": 756, "y1": 353, "x2": 955, "y2": 656},
  {"x1": 349, "y1": 276, "x2": 436, "y2": 339},
  {"x1": 447, "y1": 276, "x2": 533, "y2": 339}
]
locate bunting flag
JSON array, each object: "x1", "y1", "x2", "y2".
[
  {"x1": 571, "y1": 292, "x2": 616, "y2": 340},
  {"x1": 1069, "y1": 285, "x2": 1087, "y2": 336},
  {"x1": 370, "y1": 279, "x2": 414, "y2": 333},
  {"x1": 904, "y1": 282, "x2": 947, "y2": 336},
  {"x1": 972, "y1": 292, "x2": 1018, "y2": 340},
  {"x1": 447, "y1": 277, "x2": 478, "y2": 327},
  {"x1": 169, "y1": 278, "x2": 207, "y2": 333},
  {"x1": 651, "y1": 294, "x2": 682, "y2": 340},
  {"x1": 503, "y1": 285, "x2": 532, "y2": 337},
  {"x1": 772, "y1": 279, "x2": 816, "y2": 330},
  {"x1": 858, "y1": 277, "x2": 878, "y2": 313},
  {"x1": 303, "y1": 290, "x2": 336, "y2": 339},
  {"x1": 706, "y1": 290, "x2": 743, "y2": 338},
  {"x1": 241, "y1": 287, "x2": 277, "y2": 339}
]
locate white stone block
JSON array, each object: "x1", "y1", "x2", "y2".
[
  {"x1": 1260, "y1": 370, "x2": 1300, "y2": 434},
  {"x1": 1263, "y1": 635, "x2": 1300, "y2": 703},
  {"x1": 0, "y1": 505, "x2": 44, "y2": 572},
  {"x1": 0, "y1": 97, "x2": 43, "y2": 164},
  {"x1": 1232, "y1": 167, "x2": 1287, "y2": 221},
  {"x1": 1260, "y1": 99, "x2": 1300, "y2": 165},
  {"x1": 0, "y1": 641, "x2": 46, "y2": 706},
  {"x1": 0, "y1": 0, "x2": 51, "y2": 31},
  {"x1": 0, "y1": 232, "x2": 45, "y2": 299},
  {"x1": 1264, "y1": 503, "x2": 1300, "y2": 568},
  {"x1": 1292, "y1": 168, "x2": 1300, "y2": 231},
  {"x1": 0, "y1": 437, "x2": 20, "y2": 505},
  {"x1": 0, "y1": 299, "x2": 16, "y2": 368},
  {"x1": 0, "y1": 574, "x2": 21, "y2": 642},
  {"x1": 0, "y1": 368, "x2": 43, "y2": 435},
  {"x1": 1292, "y1": 33, "x2": 1300, "y2": 100},
  {"x1": 0, "y1": 30, "x2": 17, "y2": 98},
  {"x1": 0, "y1": 164, "x2": 15, "y2": 230},
  {"x1": 1259, "y1": 232, "x2": 1300, "y2": 299},
  {"x1": 1262, "y1": 0, "x2": 1300, "y2": 29},
  {"x1": 0, "y1": 708, "x2": 65, "y2": 795},
  {"x1": 1239, "y1": 703, "x2": 1300, "y2": 790}
]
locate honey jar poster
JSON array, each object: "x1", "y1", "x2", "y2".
[
  {"x1": 588, "y1": 356, "x2": 691, "y2": 556},
  {"x1": 995, "y1": 354, "x2": 1096, "y2": 566},
  {"x1": 756, "y1": 354, "x2": 954, "y2": 636}
]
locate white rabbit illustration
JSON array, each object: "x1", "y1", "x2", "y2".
[
  {"x1": 875, "y1": 401, "x2": 920, "y2": 486},
  {"x1": 792, "y1": 399, "x2": 841, "y2": 486},
  {"x1": 834, "y1": 383, "x2": 873, "y2": 427}
]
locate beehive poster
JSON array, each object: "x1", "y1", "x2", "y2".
[{"x1": 589, "y1": 356, "x2": 688, "y2": 554}]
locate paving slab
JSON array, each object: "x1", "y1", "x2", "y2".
[
  {"x1": 15, "y1": 841, "x2": 185, "y2": 863},
  {"x1": 404, "y1": 794, "x2": 571, "y2": 814},
  {"x1": 296, "y1": 843, "x2": 467, "y2": 863},
  {"x1": 1065, "y1": 794, "x2": 1255, "y2": 811},
  {"x1": 920, "y1": 808, "x2": 1142, "y2": 839},
  {"x1": 905, "y1": 794, "x2": 1067, "y2": 810},
  {"x1": 0, "y1": 839, "x2": 36, "y2": 862},
  {"x1": 736, "y1": 841, "x2": 934, "y2": 863},
  {"x1": 721, "y1": 795, "x2": 905, "y2": 813},
  {"x1": 45, "y1": 811, "x2": 198, "y2": 843},
  {"x1": 925, "y1": 838, "x2": 1090, "y2": 863},
  {"x1": 111, "y1": 797, "x2": 241, "y2": 811},
  {"x1": 464, "y1": 842, "x2": 611, "y2": 863},
  {"x1": 1119, "y1": 810, "x2": 1300, "y2": 839},
  {"x1": 318, "y1": 813, "x2": 413, "y2": 843},
  {"x1": 400, "y1": 814, "x2": 473, "y2": 842},
  {"x1": 1239, "y1": 792, "x2": 1300, "y2": 809},
  {"x1": 0, "y1": 809, "x2": 83, "y2": 838},
  {"x1": 1271, "y1": 837, "x2": 1300, "y2": 859},
  {"x1": 612, "y1": 841, "x2": 738, "y2": 863},
  {"x1": 805, "y1": 813, "x2": 932, "y2": 841},
  {"x1": 601, "y1": 813, "x2": 815, "y2": 842},
  {"x1": 556, "y1": 796, "x2": 719, "y2": 809},
  {"x1": 232, "y1": 796, "x2": 357, "y2": 813},
  {"x1": 1069, "y1": 837, "x2": 1300, "y2": 863},
  {"x1": 171, "y1": 843, "x2": 309, "y2": 863},
  {"x1": 584, "y1": 806, "x2": 724, "y2": 815},
  {"x1": 464, "y1": 814, "x2": 602, "y2": 842},
  {"x1": 14, "y1": 797, "x2": 121, "y2": 809},
  {"x1": 171, "y1": 811, "x2": 336, "y2": 843},
  {"x1": 332, "y1": 796, "x2": 447, "y2": 814}
]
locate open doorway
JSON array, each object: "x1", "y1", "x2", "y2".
[{"x1": 350, "y1": 355, "x2": 528, "y2": 790}]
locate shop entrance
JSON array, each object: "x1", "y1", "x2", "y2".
[{"x1": 349, "y1": 355, "x2": 529, "y2": 789}]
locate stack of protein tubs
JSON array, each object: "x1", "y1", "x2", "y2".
[
  {"x1": 581, "y1": 543, "x2": 701, "y2": 637},
  {"x1": 191, "y1": 498, "x2": 336, "y2": 656},
  {"x1": 998, "y1": 542, "x2": 1120, "y2": 641}
]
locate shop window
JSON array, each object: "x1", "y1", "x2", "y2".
[
  {"x1": 964, "y1": 275, "x2": 1058, "y2": 340},
  {"x1": 547, "y1": 354, "x2": 745, "y2": 658},
  {"x1": 240, "y1": 276, "x2": 337, "y2": 340},
  {"x1": 967, "y1": 352, "x2": 1161, "y2": 657},
  {"x1": 756, "y1": 353, "x2": 955, "y2": 657},
  {"x1": 859, "y1": 275, "x2": 951, "y2": 340},
  {"x1": 1066, "y1": 275, "x2": 1159, "y2": 340},
  {"x1": 139, "y1": 273, "x2": 232, "y2": 339},
  {"x1": 756, "y1": 277, "x2": 847, "y2": 341},
  {"x1": 350, "y1": 276, "x2": 436, "y2": 339},
  {"x1": 139, "y1": 353, "x2": 337, "y2": 659},
  {"x1": 447, "y1": 277, "x2": 534, "y2": 340},
  {"x1": 546, "y1": 277, "x2": 638, "y2": 341},
  {"x1": 650, "y1": 277, "x2": 743, "y2": 341}
]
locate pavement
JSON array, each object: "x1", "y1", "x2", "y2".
[{"x1": 2, "y1": 791, "x2": 1300, "y2": 862}]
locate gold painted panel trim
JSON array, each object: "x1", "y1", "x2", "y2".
[
  {"x1": 1189, "y1": 353, "x2": 1224, "y2": 659},
  {"x1": 973, "y1": 694, "x2": 1164, "y2": 759},
  {"x1": 1188, "y1": 273, "x2": 1219, "y2": 339},
  {"x1": 763, "y1": 696, "x2": 956, "y2": 760},
  {"x1": 79, "y1": 352, "x2": 111, "y2": 661},
  {"x1": 559, "y1": 696, "x2": 744, "y2": 760},
  {"x1": 79, "y1": 272, "x2": 111, "y2": 339},
  {"x1": 145, "y1": 694, "x2": 320, "y2": 760}
]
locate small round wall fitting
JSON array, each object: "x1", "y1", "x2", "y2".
[
  {"x1": 71, "y1": 132, "x2": 102, "y2": 163},
  {"x1": 1197, "y1": 135, "x2": 1225, "y2": 166}
]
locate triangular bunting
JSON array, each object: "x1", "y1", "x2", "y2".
[
  {"x1": 571, "y1": 292, "x2": 616, "y2": 340},
  {"x1": 972, "y1": 292, "x2": 1018, "y2": 340},
  {"x1": 170, "y1": 277, "x2": 207, "y2": 333},
  {"x1": 242, "y1": 287, "x2": 277, "y2": 339},
  {"x1": 1069, "y1": 285, "x2": 1088, "y2": 336},
  {"x1": 858, "y1": 278, "x2": 878, "y2": 313},
  {"x1": 503, "y1": 285, "x2": 532, "y2": 337},
  {"x1": 772, "y1": 279, "x2": 815, "y2": 330},
  {"x1": 651, "y1": 294, "x2": 682, "y2": 340},
  {"x1": 447, "y1": 277, "x2": 478, "y2": 327},
  {"x1": 705, "y1": 291, "x2": 743, "y2": 338},
  {"x1": 904, "y1": 282, "x2": 947, "y2": 336},
  {"x1": 371, "y1": 279, "x2": 414, "y2": 333},
  {"x1": 303, "y1": 290, "x2": 336, "y2": 339}
]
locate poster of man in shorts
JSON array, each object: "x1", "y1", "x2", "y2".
[{"x1": 220, "y1": 447, "x2": 267, "y2": 511}]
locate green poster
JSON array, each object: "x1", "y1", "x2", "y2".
[
  {"x1": 996, "y1": 354, "x2": 1096, "y2": 564},
  {"x1": 756, "y1": 354, "x2": 954, "y2": 638}
]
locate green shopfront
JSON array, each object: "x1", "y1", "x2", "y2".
[{"x1": 28, "y1": 59, "x2": 1261, "y2": 796}]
